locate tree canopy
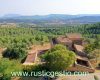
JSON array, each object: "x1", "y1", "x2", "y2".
[
  {"x1": 41, "y1": 44, "x2": 76, "y2": 71},
  {"x1": 0, "y1": 58, "x2": 22, "y2": 80}
]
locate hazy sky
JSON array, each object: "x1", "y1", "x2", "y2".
[{"x1": 0, "y1": 0, "x2": 100, "y2": 16}]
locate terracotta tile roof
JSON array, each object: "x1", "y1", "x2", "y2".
[
  {"x1": 0, "y1": 48, "x2": 6, "y2": 53},
  {"x1": 23, "y1": 43, "x2": 51, "y2": 65},
  {"x1": 23, "y1": 50, "x2": 37, "y2": 65},
  {"x1": 76, "y1": 56, "x2": 88, "y2": 61},
  {"x1": 74, "y1": 44, "x2": 84, "y2": 52},
  {"x1": 56, "y1": 36, "x2": 72, "y2": 43},
  {"x1": 66, "y1": 33, "x2": 83, "y2": 39},
  {"x1": 30, "y1": 43, "x2": 51, "y2": 51}
]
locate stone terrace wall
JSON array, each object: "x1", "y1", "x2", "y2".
[{"x1": 67, "y1": 63, "x2": 95, "y2": 73}]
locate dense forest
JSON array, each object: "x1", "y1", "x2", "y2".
[{"x1": 0, "y1": 23, "x2": 100, "y2": 48}]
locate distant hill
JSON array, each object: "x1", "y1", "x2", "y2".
[
  {"x1": 2, "y1": 14, "x2": 22, "y2": 18},
  {"x1": 0, "y1": 14, "x2": 100, "y2": 24}
]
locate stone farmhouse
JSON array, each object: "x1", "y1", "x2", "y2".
[
  {"x1": 55, "y1": 33, "x2": 94, "y2": 72},
  {"x1": 23, "y1": 43, "x2": 51, "y2": 65},
  {"x1": 23, "y1": 33, "x2": 95, "y2": 73}
]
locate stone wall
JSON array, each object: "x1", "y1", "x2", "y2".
[{"x1": 67, "y1": 63, "x2": 95, "y2": 73}]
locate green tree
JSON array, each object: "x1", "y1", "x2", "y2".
[
  {"x1": 84, "y1": 39, "x2": 100, "y2": 58},
  {"x1": 0, "y1": 58, "x2": 22, "y2": 80},
  {"x1": 94, "y1": 75, "x2": 99, "y2": 80},
  {"x1": 89, "y1": 49, "x2": 100, "y2": 62},
  {"x1": 84, "y1": 44, "x2": 94, "y2": 54},
  {"x1": 3, "y1": 45, "x2": 27, "y2": 59},
  {"x1": 41, "y1": 44, "x2": 76, "y2": 71}
]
